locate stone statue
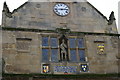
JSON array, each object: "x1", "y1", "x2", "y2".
[{"x1": 60, "y1": 39, "x2": 67, "y2": 60}]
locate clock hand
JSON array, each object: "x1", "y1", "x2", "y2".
[{"x1": 57, "y1": 8, "x2": 68, "y2": 10}]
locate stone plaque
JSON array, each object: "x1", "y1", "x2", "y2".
[{"x1": 54, "y1": 66, "x2": 77, "y2": 73}]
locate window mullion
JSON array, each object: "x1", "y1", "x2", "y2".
[
  {"x1": 76, "y1": 38, "x2": 79, "y2": 62},
  {"x1": 48, "y1": 36, "x2": 51, "y2": 62}
]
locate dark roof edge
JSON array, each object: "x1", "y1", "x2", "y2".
[
  {"x1": 12, "y1": 2, "x2": 28, "y2": 14},
  {"x1": 86, "y1": 2, "x2": 108, "y2": 21}
]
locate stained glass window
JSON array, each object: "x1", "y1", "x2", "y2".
[
  {"x1": 51, "y1": 49, "x2": 58, "y2": 62},
  {"x1": 78, "y1": 38, "x2": 84, "y2": 48},
  {"x1": 68, "y1": 37, "x2": 86, "y2": 62},
  {"x1": 42, "y1": 36, "x2": 86, "y2": 63},
  {"x1": 42, "y1": 36, "x2": 58, "y2": 62},
  {"x1": 42, "y1": 37, "x2": 49, "y2": 46},
  {"x1": 42, "y1": 49, "x2": 49, "y2": 62},
  {"x1": 50, "y1": 38, "x2": 58, "y2": 47},
  {"x1": 78, "y1": 50, "x2": 85, "y2": 62},
  {"x1": 70, "y1": 50, "x2": 77, "y2": 62},
  {"x1": 69, "y1": 38, "x2": 76, "y2": 48}
]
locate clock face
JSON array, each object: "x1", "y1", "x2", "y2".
[{"x1": 53, "y1": 3, "x2": 70, "y2": 16}]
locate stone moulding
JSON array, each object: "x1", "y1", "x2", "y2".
[{"x1": 1, "y1": 27, "x2": 120, "y2": 37}]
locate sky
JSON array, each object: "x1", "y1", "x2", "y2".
[{"x1": 0, "y1": 0, "x2": 119, "y2": 32}]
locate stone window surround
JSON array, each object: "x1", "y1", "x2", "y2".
[{"x1": 41, "y1": 33, "x2": 87, "y2": 63}]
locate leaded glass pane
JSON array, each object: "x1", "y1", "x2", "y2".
[
  {"x1": 42, "y1": 49, "x2": 49, "y2": 62},
  {"x1": 50, "y1": 38, "x2": 58, "y2": 47},
  {"x1": 42, "y1": 37, "x2": 49, "y2": 46},
  {"x1": 51, "y1": 49, "x2": 58, "y2": 62},
  {"x1": 78, "y1": 38, "x2": 84, "y2": 48},
  {"x1": 70, "y1": 50, "x2": 77, "y2": 62},
  {"x1": 69, "y1": 38, "x2": 76, "y2": 48},
  {"x1": 79, "y1": 50, "x2": 85, "y2": 62}
]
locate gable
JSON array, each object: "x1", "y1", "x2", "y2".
[{"x1": 2, "y1": 1, "x2": 117, "y2": 33}]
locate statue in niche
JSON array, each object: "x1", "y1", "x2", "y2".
[
  {"x1": 60, "y1": 39, "x2": 67, "y2": 61},
  {"x1": 59, "y1": 35, "x2": 69, "y2": 61}
]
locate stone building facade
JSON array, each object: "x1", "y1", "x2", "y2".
[{"x1": 1, "y1": 0, "x2": 120, "y2": 75}]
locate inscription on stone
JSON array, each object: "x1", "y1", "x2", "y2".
[{"x1": 54, "y1": 66, "x2": 77, "y2": 73}]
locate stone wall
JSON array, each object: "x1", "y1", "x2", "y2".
[
  {"x1": 2, "y1": 30, "x2": 119, "y2": 74},
  {"x1": 1, "y1": 0, "x2": 119, "y2": 76},
  {"x1": 2, "y1": 2, "x2": 118, "y2": 33},
  {"x1": 86, "y1": 35, "x2": 118, "y2": 74},
  {"x1": 2, "y1": 31, "x2": 41, "y2": 74},
  {"x1": 118, "y1": 38, "x2": 120, "y2": 73}
]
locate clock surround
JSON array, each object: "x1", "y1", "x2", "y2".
[{"x1": 53, "y1": 3, "x2": 70, "y2": 16}]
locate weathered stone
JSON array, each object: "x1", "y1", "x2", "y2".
[{"x1": 1, "y1": 0, "x2": 120, "y2": 75}]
